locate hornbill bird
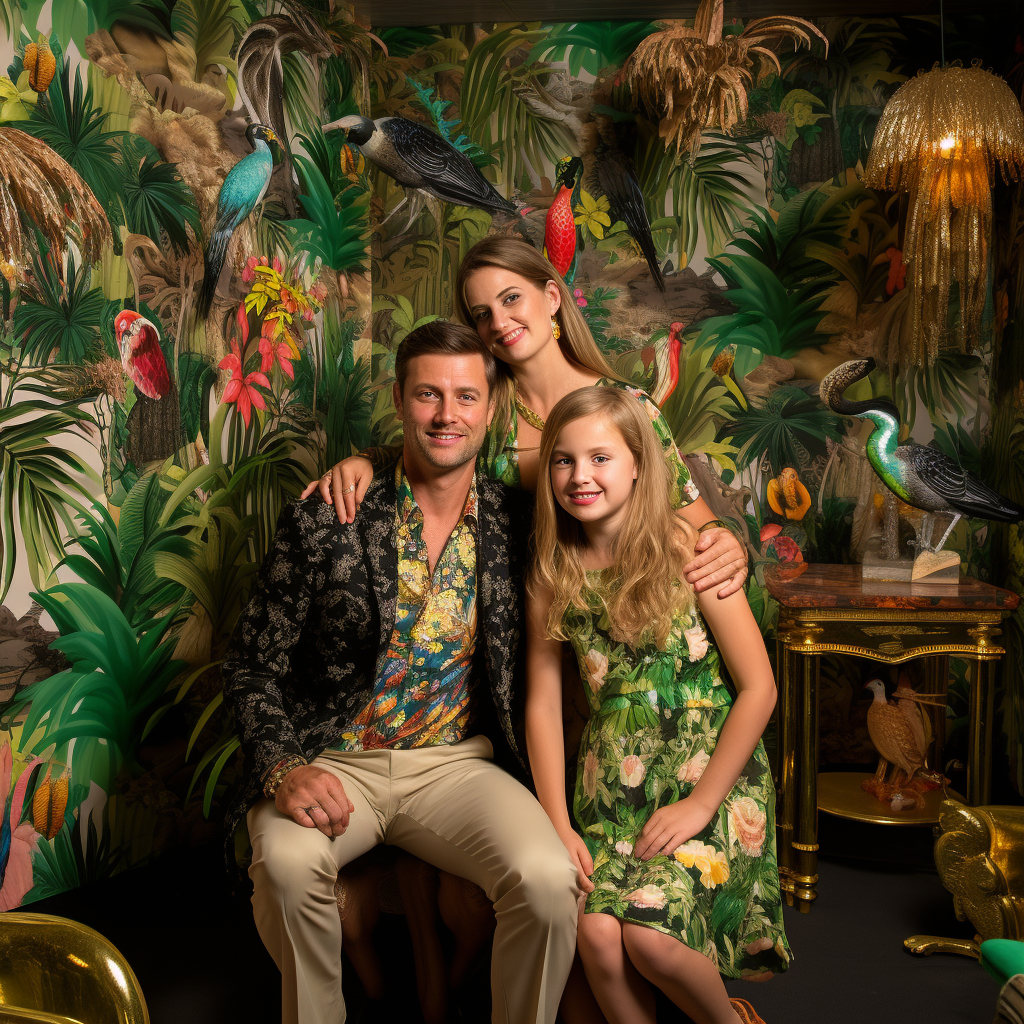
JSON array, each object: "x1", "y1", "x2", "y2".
[
  {"x1": 584, "y1": 115, "x2": 665, "y2": 292},
  {"x1": 323, "y1": 115, "x2": 517, "y2": 218},
  {"x1": 114, "y1": 309, "x2": 170, "y2": 400},
  {"x1": 544, "y1": 156, "x2": 583, "y2": 284},
  {"x1": 197, "y1": 123, "x2": 278, "y2": 319},
  {"x1": 819, "y1": 357, "x2": 1024, "y2": 551}
]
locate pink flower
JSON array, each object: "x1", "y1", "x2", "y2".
[
  {"x1": 730, "y1": 796, "x2": 767, "y2": 857},
  {"x1": 619, "y1": 754, "x2": 645, "y2": 788},
  {"x1": 766, "y1": 535, "x2": 803, "y2": 563},
  {"x1": 626, "y1": 884, "x2": 667, "y2": 909},
  {"x1": 683, "y1": 624, "x2": 708, "y2": 662},
  {"x1": 272, "y1": 256, "x2": 283, "y2": 274},
  {"x1": 236, "y1": 302, "x2": 249, "y2": 343},
  {"x1": 573, "y1": 288, "x2": 584, "y2": 297},
  {"x1": 746, "y1": 936, "x2": 774, "y2": 954},
  {"x1": 583, "y1": 649, "x2": 608, "y2": 693},
  {"x1": 219, "y1": 340, "x2": 270, "y2": 427},
  {"x1": 614, "y1": 840, "x2": 634, "y2": 856},
  {"x1": 576, "y1": 297, "x2": 587, "y2": 307},
  {"x1": 678, "y1": 750, "x2": 710, "y2": 784},
  {"x1": 583, "y1": 749, "x2": 599, "y2": 801},
  {"x1": 760, "y1": 523, "x2": 782, "y2": 542},
  {"x1": 259, "y1": 336, "x2": 295, "y2": 379}
]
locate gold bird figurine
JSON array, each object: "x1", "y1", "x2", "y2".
[{"x1": 864, "y1": 678, "x2": 931, "y2": 809}]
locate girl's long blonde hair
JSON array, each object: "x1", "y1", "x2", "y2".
[
  {"x1": 530, "y1": 387, "x2": 697, "y2": 649},
  {"x1": 454, "y1": 237, "x2": 624, "y2": 436}
]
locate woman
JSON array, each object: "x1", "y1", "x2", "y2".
[{"x1": 303, "y1": 236, "x2": 747, "y2": 594}]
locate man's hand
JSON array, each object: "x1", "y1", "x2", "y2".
[
  {"x1": 275, "y1": 764, "x2": 355, "y2": 838},
  {"x1": 683, "y1": 527, "x2": 748, "y2": 597},
  {"x1": 634, "y1": 796, "x2": 717, "y2": 861}
]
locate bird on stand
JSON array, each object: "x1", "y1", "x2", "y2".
[
  {"x1": 819, "y1": 357, "x2": 1024, "y2": 577},
  {"x1": 197, "y1": 123, "x2": 279, "y2": 319},
  {"x1": 543, "y1": 156, "x2": 583, "y2": 285},
  {"x1": 323, "y1": 114, "x2": 517, "y2": 228}
]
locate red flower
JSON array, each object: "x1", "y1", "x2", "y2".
[
  {"x1": 760, "y1": 523, "x2": 782, "y2": 542},
  {"x1": 885, "y1": 248, "x2": 906, "y2": 295},
  {"x1": 766, "y1": 535, "x2": 804, "y2": 563},
  {"x1": 219, "y1": 340, "x2": 270, "y2": 427},
  {"x1": 259, "y1": 335, "x2": 295, "y2": 379}
]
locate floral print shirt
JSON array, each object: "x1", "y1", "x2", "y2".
[
  {"x1": 480, "y1": 377, "x2": 701, "y2": 507},
  {"x1": 339, "y1": 464, "x2": 479, "y2": 750}
]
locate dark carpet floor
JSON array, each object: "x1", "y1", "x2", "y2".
[{"x1": 26, "y1": 810, "x2": 996, "y2": 1024}]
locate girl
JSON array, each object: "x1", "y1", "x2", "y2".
[
  {"x1": 302, "y1": 236, "x2": 748, "y2": 597},
  {"x1": 526, "y1": 387, "x2": 789, "y2": 1024}
]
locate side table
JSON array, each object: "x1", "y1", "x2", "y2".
[{"x1": 764, "y1": 563, "x2": 1019, "y2": 912}]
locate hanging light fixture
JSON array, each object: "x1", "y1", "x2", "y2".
[{"x1": 863, "y1": 12, "x2": 1024, "y2": 366}]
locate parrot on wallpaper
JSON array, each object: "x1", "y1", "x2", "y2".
[
  {"x1": 544, "y1": 156, "x2": 584, "y2": 284},
  {"x1": 642, "y1": 321, "x2": 683, "y2": 406},
  {"x1": 197, "y1": 123, "x2": 279, "y2": 319},
  {"x1": 585, "y1": 115, "x2": 665, "y2": 292},
  {"x1": 324, "y1": 115, "x2": 517, "y2": 217},
  {"x1": 114, "y1": 310, "x2": 170, "y2": 400},
  {"x1": 0, "y1": 743, "x2": 42, "y2": 912}
]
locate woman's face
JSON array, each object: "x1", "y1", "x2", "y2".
[{"x1": 462, "y1": 266, "x2": 561, "y2": 366}]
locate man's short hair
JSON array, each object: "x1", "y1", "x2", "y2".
[{"x1": 394, "y1": 320, "x2": 497, "y2": 398}]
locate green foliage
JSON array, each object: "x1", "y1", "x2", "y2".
[
  {"x1": 87, "y1": 0, "x2": 170, "y2": 37},
  {"x1": 460, "y1": 25, "x2": 577, "y2": 196},
  {"x1": 375, "y1": 26, "x2": 444, "y2": 59},
  {"x1": 170, "y1": 0, "x2": 249, "y2": 82},
  {"x1": 14, "y1": 241, "x2": 105, "y2": 364},
  {"x1": 529, "y1": 21, "x2": 657, "y2": 76},
  {"x1": 288, "y1": 155, "x2": 368, "y2": 276},
  {"x1": 0, "y1": 390, "x2": 96, "y2": 601},
  {"x1": 5, "y1": 583, "x2": 184, "y2": 792},
  {"x1": 891, "y1": 354, "x2": 984, "y2": 441},
  {"x1": 643, "y1": 140, "x2": 755, "y2": 263},
  {"x1": 408, "y1": 79, "x2": 496, "y2": 169},
  {"x1": 696, "y1": 255, "x2": 828, "y2": 360},
  {"x1": 177, "y1": 352, "x2": 216, "y2": 447},
  {"x1": 115, "y1": 136, "x2": 201, "y2": 256},
  {"x1": 58, "y1": 475, "x2": 194, "y2": 630},
  {"x1": 21, "y1": 62, "x2": 123, "y2": 222},
  {"x1": 724, "y1": 385, "x2": 844, "y2": 476}
]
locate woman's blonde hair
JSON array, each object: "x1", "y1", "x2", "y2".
[
  {"x1": 454, "y1": 237, "x2": 624, "y2": 435},
  {"x1": 530, "y1": 386, "x2": 697, "y2": 649}
]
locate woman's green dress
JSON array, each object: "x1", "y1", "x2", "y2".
[{"x1": 564, "y1": 582, "x2": 791, "y2": 980}]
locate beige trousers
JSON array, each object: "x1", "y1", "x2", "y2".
[{"x1": 248, "y1": 735, "x2": 578, "y2": 1024}]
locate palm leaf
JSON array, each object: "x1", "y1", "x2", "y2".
[{"x1": 529, "y1": 21, "x2": 658, "y2": 76}]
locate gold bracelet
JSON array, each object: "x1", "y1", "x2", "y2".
[
  {"x1": 697, "y1": 518, "x2": 729, "y2": 534},
  {"x1": 263, "y1": 754, "x2": 308, "y2": 799}
]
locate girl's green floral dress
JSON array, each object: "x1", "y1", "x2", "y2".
[{"x1": 564, "y1": 579, "x2": 791, "y2": 980}]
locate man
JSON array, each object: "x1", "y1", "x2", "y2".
[{"x1": 222, "y1": 321, "x2": 578, "y2": 1024}]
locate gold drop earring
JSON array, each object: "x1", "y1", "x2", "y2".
[{"x1": 550, "y1": 316, "x2": 561, "y2": 341}]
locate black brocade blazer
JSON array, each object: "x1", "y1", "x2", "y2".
[{"x1": 221, "y1": 461, "x2": 534, "y2": 851}]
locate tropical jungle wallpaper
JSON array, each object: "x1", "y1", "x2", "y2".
[{"x1": 0, "y1": 1, "x2": 1022, "y2": 907}]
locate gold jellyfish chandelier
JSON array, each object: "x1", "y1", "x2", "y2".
[{"x1": 863, "y1": 24, "x2": 1024, "y2": 365}]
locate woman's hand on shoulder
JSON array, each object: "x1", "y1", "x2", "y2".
[
  {"x1": 634, "y1": 795, "x2": 717, "y2": 861},
  {"x1": 683, "y1": 525, "x2": 748, "y2": 597},
  {"x1": 299, "y1": 456, "x2": 375, "y2": 524},
  {"x1": 557, "y1": 825, "x2": 595, "y2": 894}
]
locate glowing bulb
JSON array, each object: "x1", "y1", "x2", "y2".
[{"x1": 939, "y1": 136, "x2": 956, "y2": 155}]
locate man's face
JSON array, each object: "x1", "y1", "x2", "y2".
[{"x1": 394, "y1": 352, "x2": 494, "y2": 474}]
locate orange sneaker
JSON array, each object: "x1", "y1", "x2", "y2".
[{"x1": 731, "y1": 997, "x2": 767, "y2": 1024}]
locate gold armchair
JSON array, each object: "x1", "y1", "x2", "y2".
[
  {"x1": 906, "y1": 800, "x2": 1024, "y2": 957},
  {"x1": 0, "y1": 913, "x2": 149, "y2": 1024}
]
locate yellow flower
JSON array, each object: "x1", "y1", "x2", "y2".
[
  {"x1": 673, "y1": 840, "x2": 730, "y2": 889},
  {"x1": 0, "y1": 72, "x2": 37, "y2": 123},
  {"x1": 574, "y1": 189, "x2": 612, "y2": 239}
]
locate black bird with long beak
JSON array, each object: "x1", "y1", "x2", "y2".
[
  {"x1": 819, "y1": 357, "x2": 1024, "y2": 550},
  {"x1": 324, "y1": 114, "x2": 517, "y2": 218}
]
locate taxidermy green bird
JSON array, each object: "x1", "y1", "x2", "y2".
[
  {"x1": 819, "y1": 357, "x2": 1024, "y2": 551},
  {"x1": 197, "y1": 123, "x2": 278, "y2": 319}
]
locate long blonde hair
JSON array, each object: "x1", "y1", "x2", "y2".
[
  {"x1": 454, "y1": 237, "x2": 623, "y2": 436},
  {"x1": 530, "y1": 387, "x2": 697, "y2": 649}
]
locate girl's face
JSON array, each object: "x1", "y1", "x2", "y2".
[
  {"x1": 463, "y1": 266, "x2": 561, "y2": 366},
  {"x1": 549, "y1": 413, "x2": 638, "y2": 535}
]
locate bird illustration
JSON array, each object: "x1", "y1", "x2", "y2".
[
  {"x1": 0, "y1": 743, "x2": 42, "y2": 912},
  {"x1": 323, "y1": 115, "x2": 517, "y2": 222},
  {"x1": 642, "y1": 322, "x2": 683, "y2": 406},
  {"x1": 819, "y1": 357, "x2": 1024, "y2": 552},
  {"x1": 544, "y1": 156, "x2": 583, "y2": 284},
  {"x1": 114, "y1": 310, "x2": 170, "y2": 400},
  {"x1": 583, "y1": 115, "x2": 665, "y2": 292},
  {"x1": 197, "y1": 123, "x2": 278, "y2": 319}
]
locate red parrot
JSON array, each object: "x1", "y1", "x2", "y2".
[
  {"x1": 114, "y1": 310, "x2": 171, "y2": 400},
  {"x1": 544, "y1": 156, "x2": 583, "y2": 283},
  {"x1": 642, "y1": 321, "x2": 684, "y2": 407}
]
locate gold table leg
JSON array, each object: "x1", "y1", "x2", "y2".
[
  {"x1": 903, "y1": 935, "x2": 980, "y2": 958},
  {"x1": 776, "y1": 638, "x2": 796, "y2": 904},
  {"x1": 969, "y1": 655, "x2": 996, "y2": 806},
  {"x1": 792, "y1": 650, "x2": 819, "y2": 911}
]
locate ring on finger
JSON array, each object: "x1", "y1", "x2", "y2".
[
  {"x1": 303, "y1": 804, "x2": 321, "y2": 815},
  {"x1": 343, "y1": 485, "x2": 356, "y2": 494}
]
